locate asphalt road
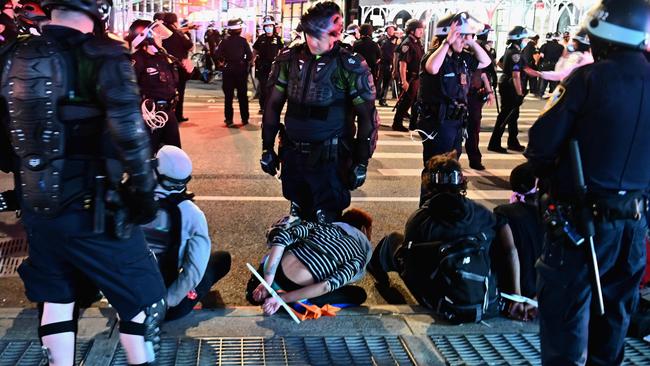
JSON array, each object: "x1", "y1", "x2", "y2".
[{"x1": 0, "y1": 80, "x2": 548, "y2": 307}]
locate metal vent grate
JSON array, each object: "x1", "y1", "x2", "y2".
[
  {"x1": 110, "y1": 336, "x2": 416, "y2": 365},
  {"x1": 430, "y1": 334, "x2": 650, "y2": 366},
  {"x1": 0, "y1": 339, "x2": 91, "y2": 366},
  {"x1": 0, "y1": 238, "x2": 28, "y2": 277}
]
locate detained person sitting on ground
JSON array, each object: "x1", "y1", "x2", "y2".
[
  {"x1": 492, "y1": 162, "x2": 544, "y2": 301},
  {"x1": 367, "y1": 153, "x2": 536, "y2": 323},
  {"x1": 246, "y1": 208, "x2": 374, "y2": 315},
  {"x1": 142, "y1": 145, "x2": 231, "y2": 321}
]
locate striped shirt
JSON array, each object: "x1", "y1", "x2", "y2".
[{"x1": 270, "y1": 221, "x2": 371, "y2": 291}]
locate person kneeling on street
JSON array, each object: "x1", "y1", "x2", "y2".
[
  {"x1": 247, "y1": 208, "x2": 373, "y2": 315},
  {"x1": 367, "y1": 152, "x2": 536, "y2": 323},
  {"x1": 142, "y1": 145, "x2": 231, "y2": 320}
]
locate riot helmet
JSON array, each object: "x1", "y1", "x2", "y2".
[
  {"x1": 345, "y1": 23, "x2": 359, "y2": 37},
  {"x1": 584, "y1": 0, "x2": 650, "y2": 52},
  {"x1": 384, "y1": 22, "x2": 396, "y2": 32},
  {"x1": 434, "y1": 12, "x2": 479, "y2": 37},
  {"x1": 298, "y1": 1, "x2": 343, "y2": 39},
  {"x1": 405, "y1": 19, "x2": 423, "y2": 35},
  {"x1": 155, "y1": 145, "x2": 192, "y2": 192},
  {"x1": 42, "y1": 0, "x2": 112, "y2": 24},
  {"x1": 15, "y1": 0, "x2": 47, "y2": 32},
  {"x1": 227, "y1": 17, "x2": 243, "y2": 35},
  {"x1": 261, "y1": 15, "x2": 275, "y2": 34},
  {"x1": 129, "y1": 19, "x2": 173, "y2": 52},
  {"x1": 507, "y1": 26, "x2": 529, "y2": 41},
  {"x1": 476, "y1": 23, "x2": 492, "y2": 41}
]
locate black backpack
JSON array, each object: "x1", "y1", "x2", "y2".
[
  {"x1": 141, "y1": 192, "x2": 193, "y2": 287},
  {"x1": 401, "y1": 233, "x2": 499, "y2": 324}
]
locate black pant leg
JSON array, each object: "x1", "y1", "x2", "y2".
[
  {"x1": 165, "y1": 251, "x2": 232, "y2": 321},
  {"x1": 393, "y1": 81, "x2": 417, "y2": 127},
  {"x1": 161, "y1": 111, "x2": 181, "y2": 148},
  {"x1": 465, "y1": 93, "x2": 484, "y2": 164},
  {"x1": 236, "y1": 76, "x2": 249, "y2": 122},
  {"x1": 258, "y1": 70, "x2": 270, "y2": 110},
  {"x1": 175, "y1": 72, "x2": 188, "y2": 120},
  {"x1": 489, "y1": 86, "x2": 515, "y2": 147},
  {"x1": 222, "y1": 75, "x2": 235, "y2": 122}
]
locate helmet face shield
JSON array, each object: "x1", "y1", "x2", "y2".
[{"x1": 132, "y1": 20, "x2": 172, "y2": 50}]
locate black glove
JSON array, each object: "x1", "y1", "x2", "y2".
[
  {"x1": 349, "y1": 163, "x2": 368, "y2": 190},
  {"x1": 126, "y1": 189, "x2": 159, "y2": 224},
  {"x1": 260, "y1": 149, "x2": 279, "y2": 176},
  {"x1": 0, "y1": 189, "x2": 18, "y2": 212},
  {"x1": 517, "y1": 94, "x2": 525, "y2": 106}
]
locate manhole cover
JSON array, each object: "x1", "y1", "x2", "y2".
[
  {"x1": 110, "y1": 336, "x2": 416, "y2": 365},
  {"x1": 430, "y1": 334, "x2": 650, "y2": 366},
  {"x1": 0, "y1": 339, "x2": 91, "y2": 366},
  {"x1": 0, "y1": 238, "x2": 28, "y2": 277}
]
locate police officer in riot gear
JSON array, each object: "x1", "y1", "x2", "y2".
[
  {"x1": 215, "y1": 18, "x2": 252, "y2": 127},
  {"x1": 252, "y1": 15, "x2": 283, "y2": 114},
  {"x1": 0, "y1": 0, "x2": 167, "y2": 364},
  {"x1": 392, "y1": 19, "x2": 424, "y2": 132},
  {"x1": 260, "y1": 1, "x2": 379, "y2": 223},
  {"x1": 525, "y1": 1, "x2": 650, "y2": 364},
  {"x1": 417, "y1": 13, "x2": 491, "y2": 204},
  {"x1": 488, "y1": 26, "x2": 529, "y2": 153},
  {"x1": 377, "y1": 22, "x2": 397, "y2": 107},
  {"x1": 129, "y1": 19, "x2": 181, "y2": 152}
]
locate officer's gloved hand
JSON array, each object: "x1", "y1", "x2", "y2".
[
  {"x1": 517, "y1": 94, "x2": 525, "y2": 106},
  {"x1": 260, "y1": 149, "x2": 279, "y2": 176},
  {"x1": 127, "y1": 190, "x2": 159, "y2": 224},
  {"x1": 0, "y1": 189, "x2": 19, "y2": 212},
  {"x1": 349, "y1": 163, "x2": 368, "y2": 190}
]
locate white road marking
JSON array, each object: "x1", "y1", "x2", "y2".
[{"x1": 373, "y1": 152, "x2": 525, "y2": 160}]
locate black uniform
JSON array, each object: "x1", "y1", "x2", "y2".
[
  {"x1": 488, "y1": 44, "x2": 526, "y2": 150},
  {"x1": 0, "y1": 12, "x2": 17, "y2": 45},
  {"x1": 525, "y1": 50, "x2": 650, "y2": 365},
  {"x1": 204, "y1": 28, "x2": 221, "y2": 72},
  {"x1": 162, "y1": 24, "x2": 193, "y2": 121},
  {"x1": 262, "y1": 43, "x2": 379, "y2": 221},
  {"x1": 252, "y1": 33, "x2": 283, "y2": 110},
  {"x1": 377, "y1": 34, "x2": 397, "y2": 104},
  {"x1": 416, "y1": 49, "x2": 478, "y2": 204},
  {"x1": 0, "y1": 26, "x2": 165, "y2": 321},
  {"x1": 215, "y1": 34, "x2": 252, "y2": 124},
  {"x1": 133, "y1": 49, "x2": 181, "y2": 151},
  {"x1": 537, "y1": 40, "x2": 564, "y2": 96},
  {"x1": 353, "y1": 35, "x2": 381, "y2": 86},
  {"x1": 466, "y1": 64, "x2": 488, "y2": 168},
  {"x1": 521, "y1": 41, "x2": 539, "y2": 94},
  {"x1": 393, "y1": 34, "x2": 424, "y2": 130}
]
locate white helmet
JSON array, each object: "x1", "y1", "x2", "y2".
[{"x1": 155, "y1": 145, "x2": 192, "y2": 191}]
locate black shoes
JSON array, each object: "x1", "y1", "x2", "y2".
[
  {"x1": 487, "y1": 145, "x2": 508, "y2": 154},
  {"x1": 469, "y1": 161, "x2": 486, "y2": 170},
  {"x1": 366, "y1": 248, "x2": 390, "y2": 286},
  {"x1": 224, "y1": 119, "x2": 234, "y2": 127},
  {"x1": 179, "y1": 117, "x2": 189, "y2": 123},
  {"x1": 379, "y1": 100, "x2": 389, "y2": 107},
  {"x1": 391, "y1": 124, "x2": 409, "y2": 132},
  {"x1": 242, "y1": 120, "x2": 249, "y2": 126},
  {"x1": 508, "y1": 143, "x2": 526, "y2": 152}
]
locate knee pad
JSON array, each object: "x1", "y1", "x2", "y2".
[{"x1": 119, "y1": 298, "x2": 166, "y2": 363}]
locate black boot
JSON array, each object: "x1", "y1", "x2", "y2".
[{"x1": 366, "y1": 245, "x2": 390, "y2": 286}]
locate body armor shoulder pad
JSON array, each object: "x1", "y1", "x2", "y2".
[
  {"x1": 81, "y1": 36, "x2": 130, "y2": 59},
  {"x1": 338, "y1": 48, "x2": 370, "y2": 75}
]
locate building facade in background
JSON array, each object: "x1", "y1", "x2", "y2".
[{"x1": 110, "y1": 0, "x2": 597, "y2": 54}]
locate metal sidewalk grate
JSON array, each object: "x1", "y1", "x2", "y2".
[
  {"x1": 0, "y1": 238, "x2": 28, "y2": 277},
  {"x1": 430, "y1": 334, "x2": 650, "y2": 366},
  {"x1": 0, "y1": 339, "x2": 91, "y2": 366},
  {"x1": 110, "y1": 336, "x2": 416, "y2": 365}
]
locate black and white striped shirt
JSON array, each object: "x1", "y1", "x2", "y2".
[{"x1": 270, "y1": 221, "x2": 370, "y2": 291}]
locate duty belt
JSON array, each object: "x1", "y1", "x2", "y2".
[
  {"x1": 284, "y1": 136, "x2": 340, "y2": 166},
  {"x1": 586, "y1": 191, "x2": 648, "y2": 221}
]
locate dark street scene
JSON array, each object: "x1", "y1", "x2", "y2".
[{"x1": 0, "y1": 0, "x2": 649, "y2": 364}]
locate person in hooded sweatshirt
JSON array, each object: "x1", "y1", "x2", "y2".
[
  {"x1": 367, "y1": 152, "x2": 536, "y2": 321},
  {"x1": 142, "y1": 145, "x2": 231, "y2": 320}
]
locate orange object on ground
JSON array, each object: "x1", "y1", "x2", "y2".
[{"x1": 291, "y1": 302, "x2": 341, "y2": 320}]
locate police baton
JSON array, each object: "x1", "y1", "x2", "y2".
[{"x1": 569, "y1": 140, "x2": 605, "y2": 316}]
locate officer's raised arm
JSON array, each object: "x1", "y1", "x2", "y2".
[
  {"x1": 425, "y1": 21, "x2": 459, "y2": 75},
  {"x1": 93, "y1": 40, "x2": 155, "y2": 194}
]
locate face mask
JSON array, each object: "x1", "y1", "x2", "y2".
[
  {"x1": 567, "y1": 44, "x2": 575, "y2": 52},
  {"x1": 520, "y1": 39, "x2": 529, "y2": 48},
  {"x1": 264, "y1": 26, "x2": 273, "y2": 33}
]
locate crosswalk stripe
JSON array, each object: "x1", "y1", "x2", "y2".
[
  {"x1": 194, "y1": 191, "x2": 511, "y2": 202},
  {"x1": 377, "y1": 140, "x2": 527, "y2": 148},
  {"x1": 377, "y1": 168, "x2": 513, "y2": 177},
  {"x1": 373, "y1": 152, "x2": 525, "y2": 160}
]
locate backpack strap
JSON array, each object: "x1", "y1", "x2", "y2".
[{"x1": 156, "y1": 192, "x2": 192, "y2": 286}]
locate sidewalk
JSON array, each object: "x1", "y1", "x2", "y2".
[{"x1": 0, "y1": 305, "x2": 547, "y2": 365}]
